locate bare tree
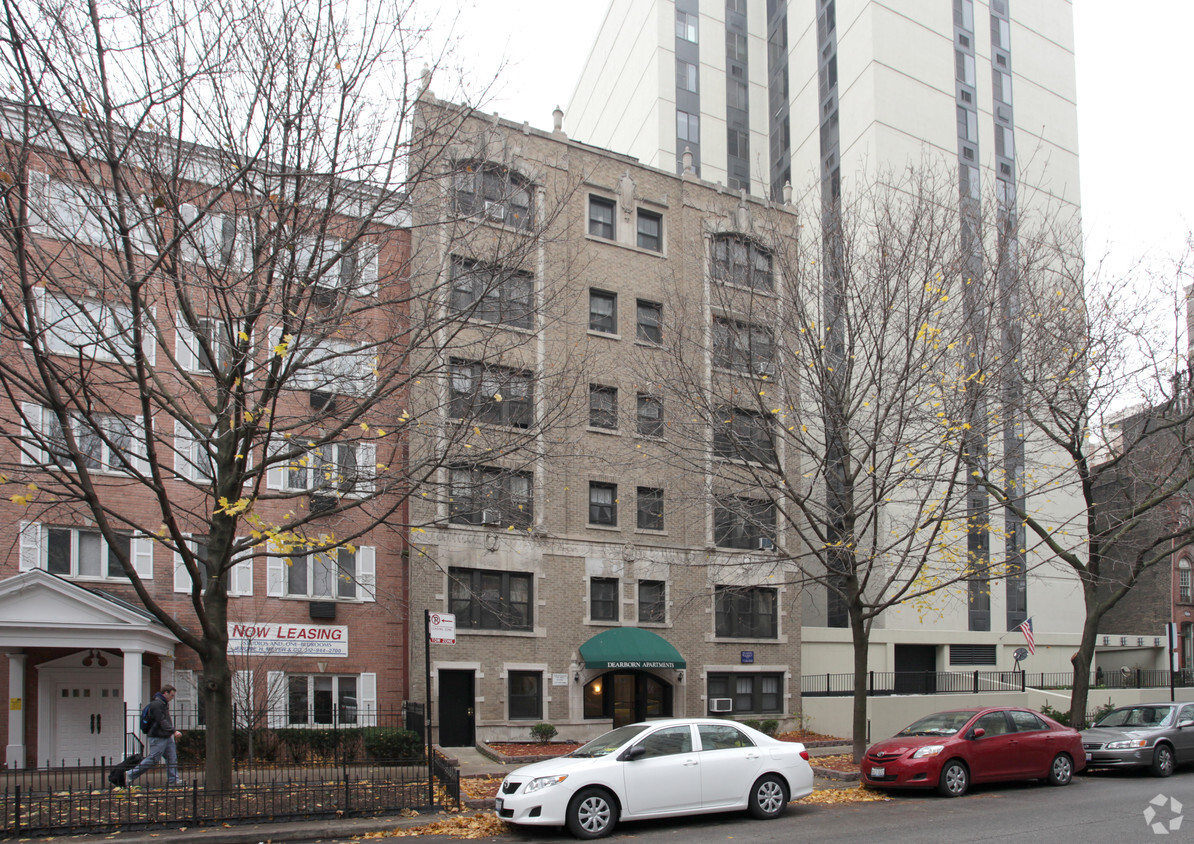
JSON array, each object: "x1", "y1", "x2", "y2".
[
  {"x1": 977, "y1": 240, "x2": 1194, "y2": 728},
  {"x1": 0, "y1": 0, "x2": 574, "y2": 787},
  {"x1": 639, "y1": 167, "x2": 1020, "y2": 760}
]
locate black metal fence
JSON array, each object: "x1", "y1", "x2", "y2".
[
  {"x1": 801, "y1": 668, "x2": 1194, "y2": 697},
  {"x1": 1, "y1": 703, "x2": 465, "y2": 836}
]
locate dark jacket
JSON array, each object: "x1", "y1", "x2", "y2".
[{"x1": 145, "y1": 692, "x2": 175, "y2": 738}]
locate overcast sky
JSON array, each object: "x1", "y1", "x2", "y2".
[{"x1": 439, "y1": 0, "x2": 1193, "y2": 279}]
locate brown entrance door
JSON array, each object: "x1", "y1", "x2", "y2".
[
  {"x1": 438, "y1": 670, "x2": 475, "y2": 746},
  {"x1": 607, "y1": 671, "x2": 672, "y2": 727}
]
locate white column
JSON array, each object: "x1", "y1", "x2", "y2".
[
  {"x1": 123, "y1": 650, "x2": 144, "y2": 737},
  {"x1": 6, "y1": 652, "x2": 26, "y2": 768}
]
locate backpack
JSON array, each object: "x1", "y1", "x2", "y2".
[{"x1": 139, "y1": 702, "x2": 153, "y2": 733}]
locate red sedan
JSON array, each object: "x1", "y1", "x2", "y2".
[{"x1": 862, "y1": 707, "x2": 1085, "y2": 797}]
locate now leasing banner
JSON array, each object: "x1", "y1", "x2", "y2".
[{"x1": 228, "y1": 622, "x2": 349, "y2": 658}]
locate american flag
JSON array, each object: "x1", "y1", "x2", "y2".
[{"x1": 1018, "y1": 618, "x2": 1035, "y2": 655}]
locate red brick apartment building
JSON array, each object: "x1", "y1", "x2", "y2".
[{"x1": 0, "y1": 129, "x2": 412, "y2": 767}]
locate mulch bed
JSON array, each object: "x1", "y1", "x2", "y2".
[{"x1": 485, "y1": 742, "x2": 582, "y2": 758}]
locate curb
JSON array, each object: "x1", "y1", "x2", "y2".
[{"x1": 812, "y1": 766, "x2": 861, "y2": 781}]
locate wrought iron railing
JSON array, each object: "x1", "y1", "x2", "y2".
[{"x1": 801, "y1": 668, "x2": 1194, "y2": 697}]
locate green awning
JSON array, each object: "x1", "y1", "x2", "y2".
[{"x1": 579, "y1": 627, "x2": 686, "y2": 670}]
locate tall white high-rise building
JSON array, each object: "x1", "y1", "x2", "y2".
[{"x1": 568, "y1": 0, "x2": 1080, "y2": 226}]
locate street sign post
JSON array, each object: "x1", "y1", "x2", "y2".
[{"x1": 424, "y1": 610, "x2": 457, "y2": 806}]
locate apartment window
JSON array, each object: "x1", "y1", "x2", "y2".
[
  {"x1": 174, "y1": 420, "x2": 215, "y2": 483},
  {"x1": 677, "y1": 110, "x2": 700, "y2": 144},
  {"x1": 449, "y1": 465, "x2": 533, "y2": 528},
  {"x1": 713, "y1": 495, "x2": 776, "y2": 550},
  {"x1": 992, "y1": 69, "x2": 1012, "y2": 105},
  {"x1": 286, "y1": 546, "x2": 362, "y2": 599},
  {"x1": 589, "y1": 289, "x2": 617, "y2": 334},
  {"x1": 269, "y1": 440, "x2": 376, "y2": 495},
  {"x1": 637, "y1": 210, "x2": 662, "y2": 252},
  {"x1": 637, "y1": 394, "x2": 664, "y2": 437},
  {"x1": 452, "y1": 161, "x2": 533, "y2": 229},
  {"x1": 637, "y1": 487, "x2": 664, "y2": 531},
  {"x1": 995, "y1": 125, "x2": 1014, "y2": 160},
  {"x1": 707, "y1": 672, "x2": 781, "y2": 714},
  {"x1": 713, "y1": 406, "x2": 776, "y2": 465},
  {"x1": 283, "y1": 336, "x2": 375, "y2": 397},
  {"x1": 1181, "y1": 559, "x2": 1192, "y2": 603},
  {"x1": 449, "y1": 566, "x2": 533, "y2": 630},
  {"x1": 508, "y1": 671, "x2": 542, "y2": 720},
  {"x1": 40, "y1": 292, "x2": 154, "y2": 364},
  {"x1": 588, "y1": 196, "x2": 615, "y2": 239},
  {"x1": 180, "y1": 206, "x2": 252, "y2": 270},
  {"x1": 636, "y1": 300, "x2": 662, "y2": 344},
  {"x1": 956, "y1": 106, "x2": 977, "y2": 143},
  {"x1": 590, "y1": 577, "x2": 619, "y2": 621},
  {"x1": 676, "y1": 10, "x2": 698, "y2": 42},
  {"x1": 638, "y1": 579, "x2": 666, "y2": 623},
  {"x1": 589, "y1": 482, "x2": 617, "y2": 526},
  {"x1": 450, "y1": 360, "x2": 534, "y2": 428},
  {"x1": 449, "y1": 258, "x2": 533, "y2": 329},
  {"x1": 715, "y1": 586, "x2": 777, "y2": 638},
  {"x1": 726, "y1": 32, "x2": 748, "y2": 63},
  {"x1": 589, "y1": 384, "x2": 618, "y2": 430},
  {"x1": 677, "y1": 59, "x2": 698, "y2": 93},
  {"x1": 287, "y1": 675, "x2": 358, "y2": 725},
  {"x1": 955, "y1": 50, "x2": 975, "y2": 86},
  {"x1": 727, "y1": 129, "x2": 749, "y2": 158},
  {"x1": 47, "y1": 527, "x2": 130, "y2": 579},
  {"x1": 174, "y1": 535, "x2": 252, "y2": 596},
  {"x1": 712, "y1": 317, "x2": 775, "y2": 376},
  {"x1": 711, "y1": 236, "x2": 773, "y2": 291},
  {"x1": 23, "y1": 405, "x2": 140, "y2": 474}
]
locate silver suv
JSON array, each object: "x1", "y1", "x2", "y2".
[{"x1": 1080, "y1": 703, "x2": 1194, "y2": 777}]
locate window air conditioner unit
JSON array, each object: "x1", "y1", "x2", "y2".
[
  {"x1": 757, "y1": 537, "x2": 775, "y2": 551},
  {"x1": 311, "y1": 284, "x2": 340, "y2": 308},
  {"x1": 310, "y1": 390, "x2": 337, "y2": 412},
  {"x1": 310, "y1": 493, "x2": 337, "y2": 514},
  {"x1": 309, "y1": 601, "x2": 336, "y2": 619},
  {"x1": 480, "y1": 509, "x2": 501, "y2": 525},
  {"x1": 709, "y1": 698, "x2": 733, "y2": 713}
]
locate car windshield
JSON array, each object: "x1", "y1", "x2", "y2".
[
  {"x1": 895, "y1": 711, "x2": 975, "y2": 737},
  {"x1": 569, "y1": 725, "x2": 650, "y2": 757},
  {"x1": 1094, "y1": 706, "x2": 1174, "y2": 729}
]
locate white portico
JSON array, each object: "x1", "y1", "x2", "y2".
[{"x1": 0, "y1": 569, "x2": 176, "y2": 767}]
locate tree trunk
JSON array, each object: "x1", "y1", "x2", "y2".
[
  {"x1": 201, "y1": 647, "x2": 234, "y2": 791},
  {"x1": 1069, "y1": 605, "x2": 1103, "y2": 729},
  {"x1": 849, "y1": 602, "x2": 869, "y2": 763}
]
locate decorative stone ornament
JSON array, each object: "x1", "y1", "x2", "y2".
[{"x1": 617, "y1": 172, "x2": 636, "y2": 222}]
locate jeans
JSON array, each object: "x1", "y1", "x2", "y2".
[{"x1": 127, "y1": 735, "x2": 179, "y2": 785}]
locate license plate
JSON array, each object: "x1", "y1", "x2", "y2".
[
  {"x1": 870, "y1": 767, "x2": 885, "y2": 778},
  {"x1": 495, "y1": 797, "x2": 504, "y2": 810},
  {"x1": 1085, "y1": 752, "x2": 1092, "y2": 761}
]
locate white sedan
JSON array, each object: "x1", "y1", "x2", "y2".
[{"x1": 494, "y1": 718, "x2": 815, "y2": 839}]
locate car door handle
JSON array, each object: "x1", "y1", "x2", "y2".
[
  {"x1": 745, "y1": 753, "x2": 760, "y2": 760},
  {"x1": 682, "y1": 759, "x2": 698, "y2": 767}
]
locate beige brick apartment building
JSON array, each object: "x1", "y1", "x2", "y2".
[{"x1": 406, "y1": 98, "x2": 803, "y2": 745}]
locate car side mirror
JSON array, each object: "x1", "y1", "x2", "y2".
[
  {"x1": 970, "y1": 727, "x2": 986, "y2": 740},
  {"x1": 620, "y1": 745, "x2": 647, "y2": 762}
]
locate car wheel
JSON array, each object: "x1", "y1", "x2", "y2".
[
  {"x1": 937, "y1": 760, "x2": 969, "y2": 797},
  {"x1": 1047, "y1": 753, "x2": 1073, "y2": 786},
  {"x1": 1151, "y1": 744, "x2": 1175, "y2": 778},
  {"x1": 747, "y1": 774, "x2": 789, "y2": 820},
  {"x1": 565, "y1": 787, "x2": 618, "y2": 840}
]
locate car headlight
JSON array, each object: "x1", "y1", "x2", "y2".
[
  {"x1": 1104, "y1": 739, "x2": 1148, "y2": 750},
  {"x1": 912, "y1": 745, "x2": 945, "y2": 759},
  {"x1": 522, "y1": 775, "x2": 568, "y2": 794}
]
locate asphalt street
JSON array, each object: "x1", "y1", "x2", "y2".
[{"x1": 300, "y1": 769, "x2": 1193, "y2": 843}]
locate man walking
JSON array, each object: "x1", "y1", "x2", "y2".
[{"x1": 126, "y1": 684, "x2": 181, "y2": 786}]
